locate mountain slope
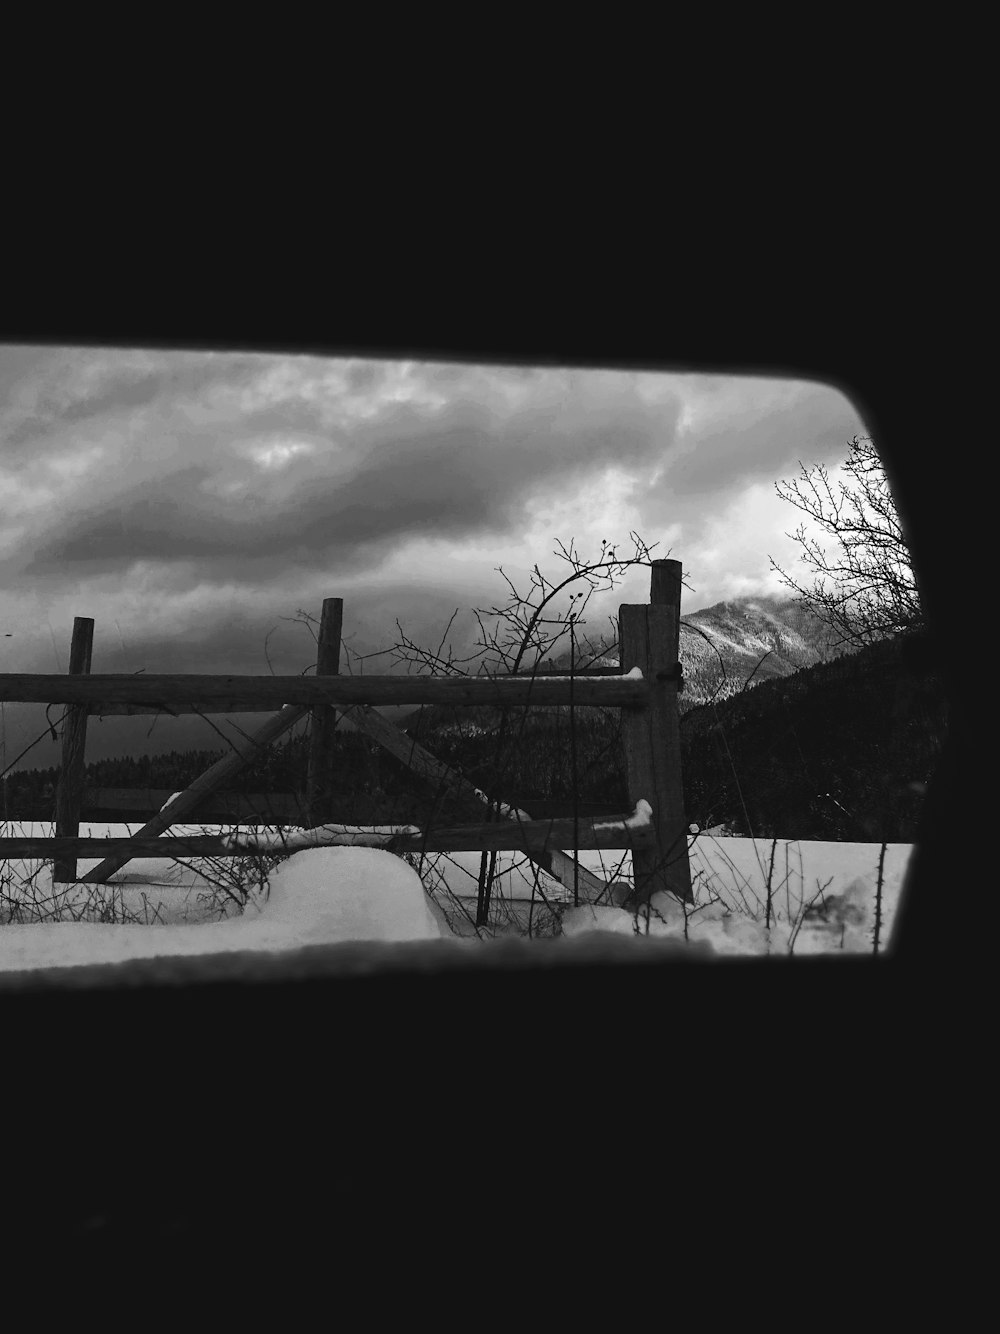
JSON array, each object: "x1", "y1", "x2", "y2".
[{"x1": 677, "y1": 595, "x2": 848, "y2": 707}]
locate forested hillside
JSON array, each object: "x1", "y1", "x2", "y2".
[{"x1": 678, "y1": 629, "x2": 946, "y2": 841}]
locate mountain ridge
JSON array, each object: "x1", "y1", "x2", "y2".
[{"x1": 403, "y1": 595, "x2": 851, "y2": 736}]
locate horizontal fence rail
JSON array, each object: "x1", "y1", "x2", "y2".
[
  {"x1": 43, "y1": 668, "x2": 632, "y2": 716},
  {"x1": 0, "y1": 673, "x2": 650, "y2": 710},
  {"x1": 0, "y1": 809, "x2": 657, "y2": 859},
  {"x1": 83, "y1": 699, "x2": 303, "y2": 717}
]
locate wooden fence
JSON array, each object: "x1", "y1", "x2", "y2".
[
  {"x1": 2, "y1": 789, "x2": 626, "y2": 825},
  {"x1": 0, "y1": 560, "x2": 693, "y2": 908}
]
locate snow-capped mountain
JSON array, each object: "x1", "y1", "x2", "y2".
[
  {"x1": 544, "y1": 595, "x2": 848, "y2": 710},
  {"x1": 675, "y1": 595, "x2": 847, "y2": 707}
]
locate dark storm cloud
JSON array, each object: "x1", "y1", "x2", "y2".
[
  {"x1": 21, "y1": 372, "x2": 681, "y2": 584},
  {"x1": 4, "y1": 415, "x2": 55, "y2": 447},
  {"x1": 343, "y1": 360, "x2": 388, "y2": 394},
  {"x1": 0, "y1": 346, "x2": 295, "y2": 460},
  {"x1": 0, "y1": 366, "x2": 164, "y2": 446},
  {"x1": 24, "y1": 465, "x2": 234, "y2": 571},
  {"x1": 0, "y1": 350, "x2": 157, "y2": 454},
  {"x1": 59, "y1": 371, "x2": 164, "y2": 421}
]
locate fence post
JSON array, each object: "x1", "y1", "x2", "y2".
[
  {"x1": 53, "y1": 617, "x2": 94, "y2": 883},
  {"x1": 618, "y1": 559, "x2": 692, "y2": 907},
  {"x1": 306, "y1": 598, "x2": 344, "y2": 826}
]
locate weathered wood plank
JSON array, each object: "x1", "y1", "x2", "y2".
[
  {"x1": 306, "y1": 599, "x2": 343, "y2": 825},
  {"x1": 505, "y1": 667, "x2": 624, "y2": 677},
  {"x1": 53, "y1": 617, "x2": 94, "y2": 883},
  {"x1": 86, "y1": 700, "x2": 288, "y2": 716},
  {"x1": 619, "y1": 560, "x2": 693, "y2": 906},
  {"x1": 0, "y1": 811, "x2": 656, "y2": 859},
  {"x1": 83, "y1": 675, "x2": 624, "y2": 713},
  {"x1": 0, "y1": 673, "x2": 650, "y2": 709},
  {"x1": 1, "y1": 835, "x2": 243, "y2": 857},
  {"x1": 505, "y1": 800, "x2": 624, "y2": 819},
  {"x1": 2, "y1": 789, "x2": 626, "y2": 834}
]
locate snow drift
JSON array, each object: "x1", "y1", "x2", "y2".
[{"x1": 0, "y1": 846, "x2": 447, "y2": 974}]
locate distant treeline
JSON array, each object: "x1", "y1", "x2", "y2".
[
  {"x1": 2, "y1": 748, "x2": 230, "y2": 809},
  {"x1": 2, "y1": 630, "x2": 947, "y2": 841}
]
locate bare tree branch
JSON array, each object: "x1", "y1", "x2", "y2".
[{"x1": 769, "y1": 435, "x2": 923, "y2": 649}]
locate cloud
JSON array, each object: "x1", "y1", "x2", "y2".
[
  {"x1": 15, "y1": 362, "x2": 683, "y2": 588},
  {"x1": 624, "y1": 378, "x2": 869, "y2": 587},
  {"x1": 0, "y1": 346, "x2": 309, "y2": 459},
  {"x1": 639, "y1": 378, "x2": 867, "y2": 508}
]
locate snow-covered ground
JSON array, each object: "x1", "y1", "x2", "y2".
[
  {"x1": 0, "y1": 817, "x2": 910, "y2": 974},
  {"x1": 418, "y1": 833, "x2": 907, "y2": 954},
  {"x1": 0, "y1": 823, "x2": 449, "y2": 973},
  {"x1": 559, "y1": 834, "x2": 907, "y2": 955}
]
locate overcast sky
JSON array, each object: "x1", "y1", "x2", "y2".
[{"x1": 0, "y1": 343, "x2": 868, "y2": 769}]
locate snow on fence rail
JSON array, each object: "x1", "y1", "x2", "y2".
[{"x1": 0, "y1": 561, "x2": 693, "y2": 907}]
